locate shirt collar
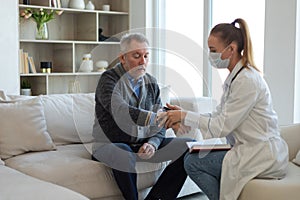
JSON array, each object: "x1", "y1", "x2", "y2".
[
  {"x1": 223, "y1": 60, "x2": 243, "y2": 90},
  {"x1": 127, "y1": 73, "x2": 143, "y2": 86},
  {"x1": 223, "y1": 60, "x2": 243, "y2": 91}
]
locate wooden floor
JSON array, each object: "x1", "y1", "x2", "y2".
[{"x1": 177, "y1": 192, "x2": 208, "y2": 200}]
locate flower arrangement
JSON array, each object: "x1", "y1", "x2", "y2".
[
  {"x1": 20, "y1": 8, "x2": 63, "y2": 39},
  {"x1": 20, "y1": 8, "x2": 63, "y2": 24}
]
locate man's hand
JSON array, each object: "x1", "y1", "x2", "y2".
[{"x1": 137, "y1": 143, "x2": 155, "y2": 159}]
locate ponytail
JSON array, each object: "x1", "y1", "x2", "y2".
[
  {"x1": 210, "y1": 18, "x2": 260, "y2": 72},
  {"x1": 232, "y1": 18, "x2": 260, "y2": 71}
]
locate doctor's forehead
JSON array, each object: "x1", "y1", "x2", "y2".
[{"x1": 208, "y1": 35, "x2": 224, "y2": 50}]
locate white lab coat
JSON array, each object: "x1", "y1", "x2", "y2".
[{"x1": 184, "y1": 60, "x2": 289, "y2": 200}]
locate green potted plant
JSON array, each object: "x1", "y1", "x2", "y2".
[{"x1": 21, "y1": 79, "x2": 32, "y2": 96}]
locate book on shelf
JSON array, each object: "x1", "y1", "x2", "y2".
[
  {"x1": 57, "y1": 0, "x2": 62, "y2": 8},
  {"x1": 23, "y1": 52, "x2": 29, "y2": 74},
  {"x1": 186, "y1": 139, "x2": 231, "y2": 153},
  {"x1": 28, "y1": 56, "x2": 37, "y2": 73},
  {"x1": 19, "y1": 49, "x2": 24, "y2": 74},
  {"x1": 19, "y1": 50, "x2": 37, "y2": 74},
  {"x1": 51, "y1": 0, "x2": 61, "y2": 8},
  {"x1": 51, "y1": 0, "x2": 57, "y2": 8}
]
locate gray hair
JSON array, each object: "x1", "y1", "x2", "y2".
[{"x1": 120, "y1": 32, "x2": 149, "y2": 53}]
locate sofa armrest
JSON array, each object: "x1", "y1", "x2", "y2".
[{"x1": 280, "y1": 123, "x2": 300, "y2": 161}]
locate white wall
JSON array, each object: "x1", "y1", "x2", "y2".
[
  {"x1": 1, "y1": 0, "x2": 299, "y2": 124},
  {"x1": 295, "y1": 1, "x2": 300, "y2": 123},
  {"x1": 264, "y1": 0, "x2": 298, "y2": 125},
  {"x1": 0, "y1": 0, "x2": 19, "y2": 94}
]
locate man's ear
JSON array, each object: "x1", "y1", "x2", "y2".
[{"x1": 119, "y1": 53, "x2": 126, "y2": 65}]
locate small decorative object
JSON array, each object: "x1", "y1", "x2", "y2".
[
  {"x1": 20, "y1": 8, "x2": 63, "y2": 40},
  {"x1": 40, "y1": 61, "x2": 52, "y2": 73},
  {"x1": 23, "y1": 0, "x2": 30, "y2": 5},
  {"x1": 79, "y1": 54, "x2": 93, "y2": 72},
  {"x1": 69, "y1": 0, "x2": 85, "y2": 9},
  {"x1": 98, "y1": 28, "x2": 109, "y2": 41},
  {"x1": 85, "y1": 1, "x2": 95, "y2": 10},
  {"x1": 102, "y1": 4, "x2": 110, "y2": 11},
  {"x1": 96, "y1": 60, "x2": 109, "y2": 72},
  {"x1": 21, "y1": 79, "x2": 32, "y2": 96},
  {"x1": 98, "y1": 28, "x2": 120, "y2": 42}
]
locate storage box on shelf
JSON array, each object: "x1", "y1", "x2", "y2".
[{"x1": 18, "y1": 0, "x2": 129, "y2": 95}]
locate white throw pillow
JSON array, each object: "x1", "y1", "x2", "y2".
[
  {"x1": 0, "y1": 90, "x2": 35, "y2": 103},
  {"x1": 41, "y1": 93, "x2": 95, "y2": 145},
  {"x1": 0, "y1": 90, "x2": 6, "y2": 101},
  {"x1": 0, "y1": 97, "x2": 56, "y2": 159},
  {"x1": 292, "y1": 150, "x2": 300, "y2": 166}
]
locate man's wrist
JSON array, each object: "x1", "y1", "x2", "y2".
[
  {"x1": 147, "y1": 141, "x2": 157, "y2": 151},
  {"x1": 149, "y1": 112, "x2": 157, "y2": 126}
]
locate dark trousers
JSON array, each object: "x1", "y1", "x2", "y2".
[{"x1": 92, "y1": 137, "x2": 192, "y2": 200}]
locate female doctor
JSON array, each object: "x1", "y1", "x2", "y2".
[{"x1": 161, "y1": 18, "x2": 289, "y2": 200}]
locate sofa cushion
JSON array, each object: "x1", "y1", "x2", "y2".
[
  {"x1": 0, "y1": 165, "x2": 89, "y2": 200},
  {"x1": 41, "y1": 93, "x2": 95, "y2": 145},
  {"x1": 5, "y1": 144, "x2": 167, "y2": 199},
  {"x1": 293, "y1": 150, "x2": 300, "y2": 166},
  {"x1": 280, "y1": 123, "x2": 300, "y2": 161},
  {"x1": 239, "y1": 162, "x2": 300, "y2": 200},
  {"x1": 0, "y1": 97, "x2": 56, "y2": 159}
]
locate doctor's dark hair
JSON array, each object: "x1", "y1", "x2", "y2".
[
  {"x1": 210, "y1": 18, "x2": 260, "y2": 72},
  {"x1": 120, "y1": 32, "x2": 149, "y2": 53}
]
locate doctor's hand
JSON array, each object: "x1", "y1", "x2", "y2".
[
  {"x1": 171, "y1": 122, "x2": 191, "y2": 135},
  {"x1": 164, "y1": 110, "x2": 187, "y2": 129},
  {"x1": 156, "y1": 103, "x2": 182, "y2": 128},
  {"x1": 165, "y1": 103, "x2": 182, "y2": 110},
  {"x1": 137, "y1": 143, "x2": 155, "y2": 160}
]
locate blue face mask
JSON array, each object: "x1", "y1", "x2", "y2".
[{"x1": 208, "y1": 46, "x2": 231, "y2": 69}]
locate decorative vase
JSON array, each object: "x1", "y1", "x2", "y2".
[
  {"x1": 69, "y1": 0, "x2": 85, "y2": 9},
  {"x1": 35, "y1": 22, "x2": 49, "y2": 40},
  {"x1": 85, "y1": 1, "x2": 95, "y2": 10},
  {"x1": 79, "y1": 54, "x2": 93, "y2": 72},
  {"x1": 95, "y1": 60, "x2": 108, "y2": 72}
]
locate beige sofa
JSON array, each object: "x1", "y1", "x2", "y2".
[
  {"x1": 239, "y1": 123, "x2": 300, "y2": 200},
  {"x1": 0, "y1": 92, "x2": 200, "y2": 200}
]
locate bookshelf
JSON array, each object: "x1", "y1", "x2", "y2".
[{"x1": 18, "y1": 0, "x2": 129, "y2": 95}]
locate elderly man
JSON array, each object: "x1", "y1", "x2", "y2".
[{"x1": 92, "y1": 32, "x2": 192, "y2": 200}]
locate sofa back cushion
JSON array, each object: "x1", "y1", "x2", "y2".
[
  {"x1": 0, "y1": 97, "x2": 56, "y2": 159},
  {"x1": 41, "y1": 93, "x2": 95, "y2": 145},
  {"x1": 280, "y1": 123, "x2": 300, "y2": 161},
  {"x1": 168, "y1": 97, "x2": 217, "y2": 141}
]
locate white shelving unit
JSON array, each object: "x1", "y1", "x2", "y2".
[{"x1": 18, "y1": 0, "x2": 129, "y2": 95}]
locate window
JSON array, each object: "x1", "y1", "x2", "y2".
[
  {"x1": 158, "y1": 0, "x2": 265, "y2": 101},
  {"x1": 162, "y1": 0, "x2": 206, "y2": 98}
]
